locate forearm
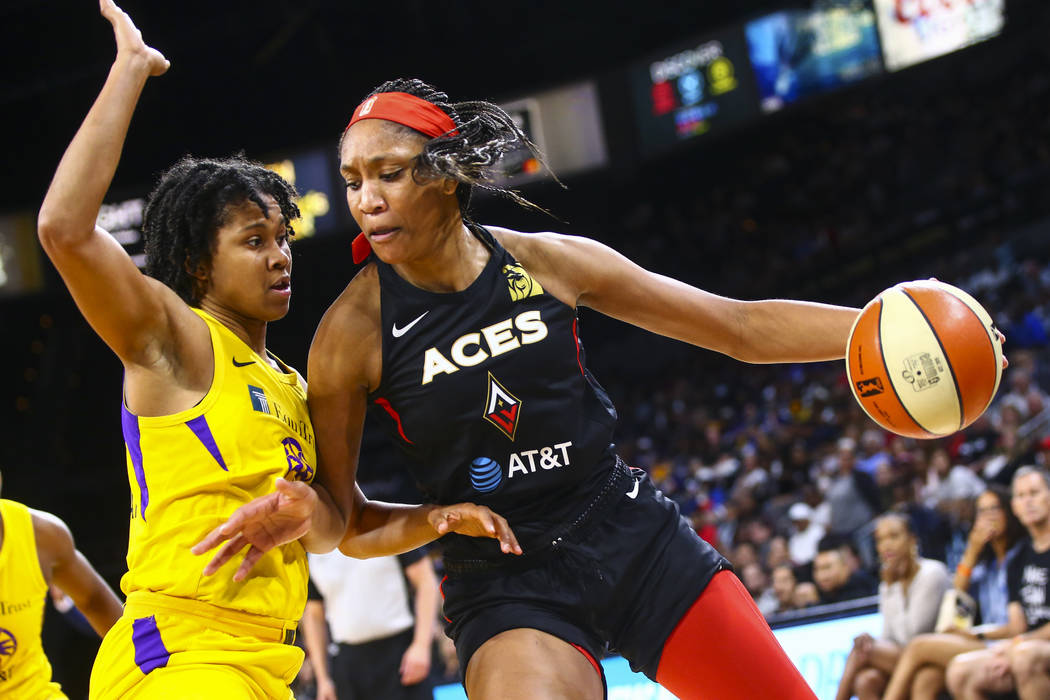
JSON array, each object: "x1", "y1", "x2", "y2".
[
  {"x1": 985, "y1": 621, "x2": 1026, "y2": 640},
  {"x1": 38, "y1": 54, "x2": 152, "y2": 240},
  {"x1": 79, "y1": 585, "x2": 125, "y2": 637},
  {"x1": 1020, "y1": 622, "x2": 1050, "y2": 641},
  {"x1": 340, "y1": 498, "x2": 441, "y2": 559},
  {"x1": 411, "y1": 570, "x2": 439, "y2": 650},
  {"x1": 734, "y1": 300, "x2": 859, "y2": 363},
  {"x1": 953, "y1": 547, "x2": 981, "y2": 591},
  {"x1": 300, "y1": 483, "x2": 349, "y2": 554},
  {"x1": 301, "y1": 603, "x2": 332, "y2": 683}
]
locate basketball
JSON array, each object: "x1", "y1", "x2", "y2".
[{"x1": 846, "y1": 280, "x2": 1003, "y2": 439}]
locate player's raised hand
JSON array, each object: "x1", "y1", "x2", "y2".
[
  {"x1": 100, "y1": 0, "x2": 169, "y2": 76},
  {"x1": 427, "y1": 502, "x2": 522, "y2": 555},
  {"x1": 191, "y1": 478, "x2": 318, "y2": 581}
]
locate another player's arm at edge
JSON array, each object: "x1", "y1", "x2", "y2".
[
  {"x1": 308, "y1": 267, "x2": 520, "y2": 559},
  {"x1": 32, "y1": 509, "x2": 123, "y2": 637},
  {"x1": 491, "y1": 226, "x2": 861, "y2": 363}
]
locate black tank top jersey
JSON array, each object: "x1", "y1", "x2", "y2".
[{"x1": 366, "y1": 224, "x2": 618, "y2": 561}]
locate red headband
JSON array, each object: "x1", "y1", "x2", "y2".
[{"x1": 345, "y1": 92, "x2": 458, "y2": 138}]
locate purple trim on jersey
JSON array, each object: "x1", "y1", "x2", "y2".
[
  {"x1": 185, "y1": 415, "x2": 228, "y2": 471},
  {"x1": 121, "y1": 405, "x2": 149, "y2": 521},
  {"x1": 132, "y1": 615, "x2": 170, "y2": 674}
]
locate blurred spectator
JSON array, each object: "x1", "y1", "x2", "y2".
[
  {"x1": 813, "y1": 540, "x2": 877, "y2": 605},
  {"x1": 920, "y1": 446, "x2": 985, "y2": 520},
  {"x1": 945, "y1": 467, "x2": 1050, "y2": 699},
  {"x1": 787, "y1": 502, "x2": 825, "y2": 567},
  {"x1": 770, "y1": 563, "x2": 800, "y2": 615},
  {"x1": 740, "y1": 562, "x2": 778, "y2": 618},
  {"x1": 856, "y1": 429, "x2": 892, "y2": 477},
  {"x1": 827, "y1": 438, "x2": 882, "y2": 537},
  {"x1": 765, "y1": 535, "x2": 791, "y2": 570},
  {"x1": 882, "y1": 486, "x2": 1024, "y2": 700},
  {"x1": 834, "y1": 513, "x2": 951, "y2": 700}
]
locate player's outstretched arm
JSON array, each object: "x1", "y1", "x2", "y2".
[
  {"x1": 37, "y1": 1, "x2": 194, "y2": 370},
  {"x1": 495, "y1": 227, "x2": 861, "y2": 364},
  {"x1": 33, "y1": 510, "x2": 123, "y2": 637},
  {"x1": 339, "y1": 484, "x2": 522, "y2": 559}
]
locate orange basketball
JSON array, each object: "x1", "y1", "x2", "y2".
[{"x1": 846, "y1": 280, "x2": 1003, "y2": 439}]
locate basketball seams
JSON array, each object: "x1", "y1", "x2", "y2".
[
  {"x1": 877, "y1": 294, "x2": 936, "y2": 435},
  {"x1": 900, "y1": 287, "x2": 965, "y2": 432},
  {"x1": 931, "y1": 281, "x2": 1002, "y2": 415}
]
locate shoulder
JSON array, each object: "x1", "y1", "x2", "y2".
[
  {"x1": 918, "y1": 558, "x2": 951, "y2": 583},
  {"x1": 487, "y1": 225, "x2": 599, "y2": 264},
  {"x1": 486, "y1": 225, "x2": 615, "y2": 308},
  {"x1": 312, "y1": 264, "x2": 381, "y2": 356},
  {"x1": 29, "y1": 508, "x2": 74, "y2": 559},
  {"x1": 310, "y1": 263, "x2": 382, "y2": 390}
]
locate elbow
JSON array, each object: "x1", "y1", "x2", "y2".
[{"x1": 36, "y1": 209, "x2": 83, "y2": 251}]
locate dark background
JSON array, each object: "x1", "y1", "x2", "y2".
[{"x1": 3, "y1": 1, "x2": 1048, "y2": 697}]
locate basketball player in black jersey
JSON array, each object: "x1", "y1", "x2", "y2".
[{"x1": 203, "y1": 78, "x2": 862, "y2": 699}]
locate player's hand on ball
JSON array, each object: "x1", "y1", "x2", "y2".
[
  {"x1": 192, "y1": 478, "x2": 318, "y2": 581},
  {"x1": 100, "y1": 0, "x2": 169, "y2": 76},
  {"x1": 427, "y1": 503, "x2": 522, "y2": 555}
]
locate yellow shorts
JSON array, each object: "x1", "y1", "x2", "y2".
[{"x1": 89, "y1": 592, "x2": 303, "y2": 700}]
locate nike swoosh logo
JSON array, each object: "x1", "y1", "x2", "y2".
[
  {"x1": 626, "y1": 478, "x2": 640, "y2": 500},
  {"x1": 392, "y1": 311, "x2": 429, "y2": 338},
  {"x1": 232, "y1": 358, "x2": 255, "y2": 367}
]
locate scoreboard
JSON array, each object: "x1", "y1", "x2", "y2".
[{"x1": 629, "y1": 28, "x2": 760, "y2": 155}]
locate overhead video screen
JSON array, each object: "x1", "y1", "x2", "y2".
[
  {"x1": 873, "y1": 0, "x2": 1005, "y2": 71},
  {"x1": 628, "y1": 28, "x2": 761, "y2": 156},
  {"x1": 746, "y1": 2, "x2": 883, "y2": 113}
]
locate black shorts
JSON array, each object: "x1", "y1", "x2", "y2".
[
  {"x1": 441, "y1": 458, "x2": 729, "y2": 682},
  {"x1": 331, "y1": 628, "x2": 434, "y2": 700}
]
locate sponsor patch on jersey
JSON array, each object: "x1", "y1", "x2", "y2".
[
  {"x1": 502, "y1": 264, "x2": 543, "y2": 301},
  {"x1": 0, "y1": 627, "x2": 17, "y2": 669},
  {"x1": 469, "y1": 457, "x2": 503, "y2": 493},
  {"x1": 483, "y1": 373, "x2": 521, "y2": 440},
  {"x1": 282, "y1": 436, "x2": 314, "y2": 482},
  {"x1": 248, "y1": 385, "x2": 270, "y2": 414}
]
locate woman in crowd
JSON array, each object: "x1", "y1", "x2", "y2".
[
  {"x1": 882, "y1": 485, "x2": 1023, "y2": 700},
  {"x1": 834, "y1": 511, "x2": 952, "y2": 700}
]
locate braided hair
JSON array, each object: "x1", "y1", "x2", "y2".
[
  {"x1": 142, "y1": 155, "x2": 300, "y2": 305},
  {"x1": 343, "y1": 78, "x2": 557, "y2": 218}
]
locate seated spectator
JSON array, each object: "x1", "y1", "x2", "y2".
[
  {"x1": 788, "y1": 502, "x2": 825, "y2": 567},
  {"x1": 946, "y1": 467, "x2": 1050, "y2": 700},
  {"x1": 793, "y1": 581, "x2": 820, "y2": 608},
  {"x1": 834, "y1": 512, "x2": 952, "y2": 700},
  {"x1": 813, "y1": 538, "x2": 878, "y2": 605},
  {"x1": 882, "y1": 485, "x2": 1024, "y2": 700},
  {"x1": 739, "y1": 562, "x2": 778, "y2": 618},
  {"x1": 765, "y1": 534, "x2": 791, "y2": 570},
  {"x1": 771, "y1": 563, "x2": 801, "y2": 615}
]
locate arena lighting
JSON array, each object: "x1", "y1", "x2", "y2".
[{"x1": 0, "y1": 212, "x2": 46, "y2": 296}]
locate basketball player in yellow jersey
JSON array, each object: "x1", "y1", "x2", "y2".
[
  {"x1": 38, "y1": 3, "x2": 519, "y2": 698},
  {"x1": 0, "y1": 475, "x2": 123, "y2": 699}
]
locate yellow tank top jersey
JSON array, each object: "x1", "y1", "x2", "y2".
[
  {"x1": 120, "y1": 308, "x2": 315, "y2": 621},
  {"x1": 0, "y1": 499, "x2": 66, "y2": 700}
]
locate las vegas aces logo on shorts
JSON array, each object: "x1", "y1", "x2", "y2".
[{"x1": 483, "y1": 372, "x2": 521, "y2": 440}]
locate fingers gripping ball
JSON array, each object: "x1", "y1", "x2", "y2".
[{"x1": 846, "y1": 280, "x2": 1003, "y2": 438}]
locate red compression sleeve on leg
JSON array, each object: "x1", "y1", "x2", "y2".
[{"x1": 656, "y1": 570, "x2": 817, "y2": 700}]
